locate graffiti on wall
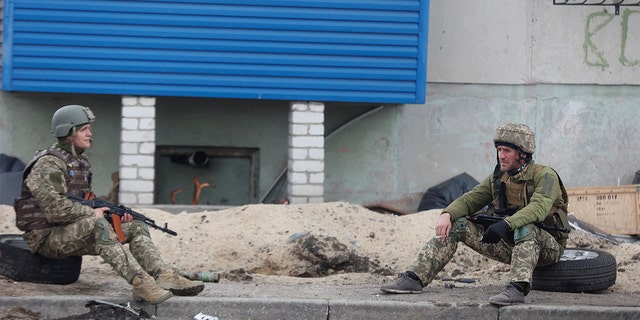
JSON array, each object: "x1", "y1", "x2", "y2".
[{"x1": 584, "y1": 9, "x2": 639, "y2": 69}]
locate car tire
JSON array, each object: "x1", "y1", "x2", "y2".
[
  {"x1": 0, "y1": 234, "x2": 82, "y2": 285},
  {"x1": 532, "y1": 248, "x2": 616, "y2": 293}
]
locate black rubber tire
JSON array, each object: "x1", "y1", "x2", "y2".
[
  {"x1": 0, "y1": 234, "x2": 82, "y2": 284},
  {"x1": 532, "y1": 248, "x2": 616, "y2": 293}
]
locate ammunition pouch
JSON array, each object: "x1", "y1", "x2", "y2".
[
  {"x1": 542, "y1": 209, "x2": 570, "y2": 242},
  {"x1": 14, "y1": 197, "x2": 53, "y2": 231}
]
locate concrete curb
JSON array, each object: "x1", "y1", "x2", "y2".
[
  {"x1": 502, "y1": 304, "x2": 640, "y2": 320},
  {"x1": 1, "y1": 296, "x2": 639, "y2": 320}
]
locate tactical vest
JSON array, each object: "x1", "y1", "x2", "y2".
[
  {"x1": 491, "y1": 164, "x2": 570, "y2": 241},
  {"x1": 14, "y1": 146, "x2": 92, "y2": 231}
]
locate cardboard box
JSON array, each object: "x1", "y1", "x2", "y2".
[{"x1": 566, "y1": 185, "x2": 640, "y2": 235}]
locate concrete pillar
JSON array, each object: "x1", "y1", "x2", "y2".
[
  {"x1": 118, "y1": 96, "x2": 156, "y2": 206},
  {"x1": 287, "y1": 101, "x2": 325, "y2": 204}
]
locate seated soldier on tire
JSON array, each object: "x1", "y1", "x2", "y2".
[
  {"x1": 14, "y1": 104, "x2": 204, "y2": 304},
  {"x1": 381, "y1": 123, "x2": 570, "y2": 306}
]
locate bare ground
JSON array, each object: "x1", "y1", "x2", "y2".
[{"x1": 0, "y1": 202, "x2": 639, "y2": 319}]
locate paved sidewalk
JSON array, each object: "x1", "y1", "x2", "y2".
[{"x1": 1, "y1": 282, "x2": 639, "y2": 319}]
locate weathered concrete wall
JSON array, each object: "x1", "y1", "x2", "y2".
[
  {"x1": 401, "y1": 84, "x2": 640, "y2": 189},
  {"x1": 531, "y1": 3, "x2": 640, "y2": 84},
  {"x1": 427, "y1": 1, "x2": 640, "y2": 84},
  {"x1": 322, "y1": 84, "x2": 640, "y2": 211},
  {"x1": 1, "y1": 1, "x2": 639, "y2": 211},
  {"x1": 0, "y1": 93, "x2": 121, "y2": 198}
]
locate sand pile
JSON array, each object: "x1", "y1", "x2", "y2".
[{"x1": 1, "y1": 202, "x2": 638, "y2": 292}]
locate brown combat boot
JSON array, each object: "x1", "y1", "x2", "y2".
[
  {"x1": 132, "y1": 271, "x2": 173, "y2": 304},
  {"x1": 155, "y1": 269, "x2": 205, "y2": 296}
]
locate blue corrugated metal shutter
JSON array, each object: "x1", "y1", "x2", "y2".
[{"x1": 2, "y1": 0, "x2": 428, "y2": 103}]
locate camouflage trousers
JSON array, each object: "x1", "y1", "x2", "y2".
[
  {"x1": 408, "y1": 217, "x2": 565, "y2": 294},
  {"x1": 34, "y1": 215, "x2": 172, "y2": 283}
]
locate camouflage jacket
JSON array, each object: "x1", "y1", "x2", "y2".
[
  {"x1": 443, "y1": 160, "x2": 567, "y2": 230},
  {"x1": 16, "y1": 141, "x2": 94, "y2": 252}
]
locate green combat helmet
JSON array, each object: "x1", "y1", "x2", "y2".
[
  {"x1": 493, "y1": 123, "x2": 535, "y2": 155},
  {"x1": 51, "y1": 105, "x2": 95, "y2": 138}
]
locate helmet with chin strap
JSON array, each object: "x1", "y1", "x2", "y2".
[
  {"x1": 493, "y1": 123, "x2": 535, "y2": 155},
  {"x1": 51, "y1": 105, "x2": 95, "y2": 138}
]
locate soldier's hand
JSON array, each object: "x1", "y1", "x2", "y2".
[
  {"x1": 435, "y1": 213, "x2": 452, "y2": 244},
  {"x1": 94, "y1": 207, "x2": 109, "y2": 218},
  {"x1": 121, "y1": 213, "x2": 133, "y2": 223},
  {"x1": 481, "y1": 220, "x2": 511, "y2": 244}
]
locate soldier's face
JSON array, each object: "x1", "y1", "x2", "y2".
[
  {"x1": 496, "y1": 145, "x2": 524, "y2": 172},
  {"x1": 68, "y1": 124, "x2": 92, "y2": 149}
]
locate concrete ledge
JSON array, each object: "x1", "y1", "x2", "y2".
[
  {"x1": 501, "y1": 304, "x2": 640, "y2": 320},
  {"x1": 137, "y1": 204, "x2": 233, "y2": 214},
  {"x1": 2, "y1": 296, "x2": 639, "y2": 320},
  {"x1": 153, "y1": 297, "x2": 330, "y2": 320},
  {"x1": 328, "y1": 300, "x2": 497, "y2": 320},
  {"x1": 0, "y1": 296, "x2": 329, "y2": 320},
  {"x1": 0, "y1": 296, "x2": 91, "y2": 319}
]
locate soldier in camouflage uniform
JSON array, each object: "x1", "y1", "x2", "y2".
[
  {"x1": 14, "y1": 105, "x2": 204, "y2": 304},
  {"x1": 380, "y1": 123, "x2": 570, "y2": 306}
]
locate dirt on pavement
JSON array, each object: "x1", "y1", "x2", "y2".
[{"x1": 0, "y1": 202, "x2": 639, "y2": 319}]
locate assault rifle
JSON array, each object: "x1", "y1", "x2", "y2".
[
  {"x1": 467, "y1": 214, "x2": 571, "y2": 234},
  {"x1": 70, "y1": 193, "x2": 177, "y2": 243}
]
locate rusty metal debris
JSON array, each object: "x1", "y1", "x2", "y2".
[
  {"x1": 193, "y1": 176, "x2": 212, "y2": 205},
  {"x1": 169, "y1": 189, "x2": 183, "y2": 205}
]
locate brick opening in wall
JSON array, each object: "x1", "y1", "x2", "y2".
[{"x1": 155, "y1": 146, "x2": 259, "y2": 206}]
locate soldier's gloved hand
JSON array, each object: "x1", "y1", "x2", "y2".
[{"x1": 481, "y1": 220, "x2": 511, "y2": 244}]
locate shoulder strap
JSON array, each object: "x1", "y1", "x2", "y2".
[
  {"x1": 21, "y1": 147, "x2": 69, "y2": 179},
  {"x1": 525, "y1": 165, "x2": 543, "y2": 200},
  {"x1": 526, "y1": 164, "x2": 568, "y2": 207}
]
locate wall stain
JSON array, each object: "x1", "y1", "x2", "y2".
[
  {"x1": 620, "y1": 9, "x2": 640, "y2": 66},
  {"x1": 584, "y1": 11, "x2": 614, "y2": 69},
  {"x1": 584, "y1": 9, "x2": 640, "y2": 69}
]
